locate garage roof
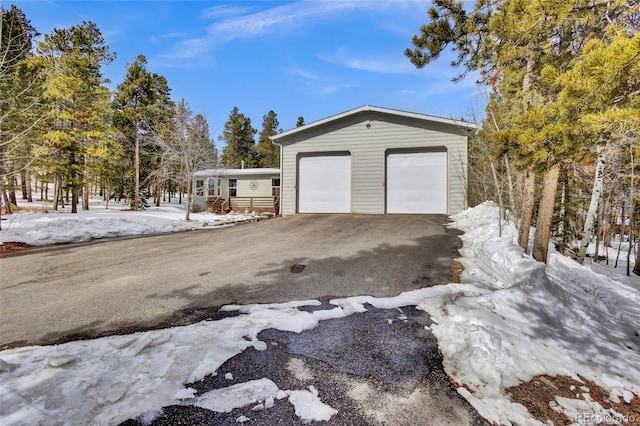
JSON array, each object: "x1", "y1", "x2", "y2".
[{"x1": 271, "y1": 105, "x2": 478, "y2": 142}]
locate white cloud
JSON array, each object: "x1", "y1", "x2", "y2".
[
  {"x1": 149, "y1": 32, "x2": 188, "y2": 44},
  {"x1": 159, "y1": 1, "x2": 405, "y2": 62},
  {"x1": 321, "y1": 81, "x2": 359, "y2": 95},
  {"x1": 167, "y1": 38, "x2": 209, "y2": 59},
  {"x1": 206, "y1": 1, "x2": 364, "y2": 43},
  {"x1": 290, "y1": 66, "x2": 320, "y2": 81},
  {"x1": 318, "y1": 48, "x2": 421, "y2": 75},
  {"x1": 200, "y1": 5, "x2": 255, "y2": 19}
]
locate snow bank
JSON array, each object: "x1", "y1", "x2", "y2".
[
  {"x1": 0, "y1": 201, "x2": 256, "y2": 246},
  {"x1": 423, "y1": 202, "x2": 640, "y2": 424}
]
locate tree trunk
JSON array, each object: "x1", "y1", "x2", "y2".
[
  {"x1": 532, "y1": 163, "x2": 561, "y2": 264},
  {"x1": 53, "y1": 173, "x2": 60, "y2": 210},
  {"x1": 71, "y1": 166, "x2": 79, "y2": 214},
  {"x1": 9, "y1": 163, "x2": 17, "y2": 205},
  {"x1": 185, "y1": 178, "x2": 192, "y2": 221},
  {"x1": 633, "y1": 234, "x2": 640, "y2": 276},
  {"x1": 0, "y1": 148, "x2": 9, "y2": 221},
  {"x1": 594, "y1": 200, "x2": 604, "y2": 263},
  {"x1": 604, "y1": 203, "x2": 614, "y2": 248},
  {"x1": 71, "y1": 187, "x2": 79, "y2": 213},
  {"x1": 557, "y1": 166, "x2": 567, "y2": 247},
  {"x1": 134, "y1": 132, "x2": 140, "y2": 211},
  {"x1": 83, "y1": 154, "x2": 90, "y2": 210},
  {"x1": 26, "y1": 173, "x2": 32, "y2": 202},
  {"x1": 1, "y1": 191, "x2": 11, "y2": 215},
  {"x1": 627, "y1": 208, "x2": 637, "y2": 276},
  {"x1": 21, "y1": 173, "x2": 28, "y2": 199},
  {"x1": 577, "y1": 153, "x2": 605, "y2": 264},
  {"x1": 504, "y1": 156, "x2": 517, "y2": 228},
  {"x1": 155, "y1": 175, "x2": 161, "y2": 207},
  {"x1": 615, "y1": 205, "x2": 625, "y2": 268},
  {"x1": 518, "y1": 169, "x2": 536, "y2": 252},
  {"x1": 516, "y1": 48, "x2": 537, "y2": 252},
  {"x1": 628, "y1": 146, "x2": 635, "y2": 276},
  {"x1": 490, "y1": 159, "x2": 504, "y2": 235}
]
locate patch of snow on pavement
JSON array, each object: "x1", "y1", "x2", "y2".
[
  {"x1": 279, "y1": 386, "x2": 338, "y2": 423},
  {"x1": 194, "y1": 378, "x2": 279, "y2": 412},
  {"x1": 0, "y1": 300, "x2": 352, "y2": 425}
]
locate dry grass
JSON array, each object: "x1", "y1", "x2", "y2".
[
  {"x1": 507, "y1": 375, "x2": 640, "y2": 425},
  {"x1": 450, "y1": 259, "x2": 464, "y2": 283},
  {"x1": 2, "y1": 203, "x2": 50, "y2": 214},
  {"x1": 0, "y1": 242, "x2": 33, "y2": 253}
]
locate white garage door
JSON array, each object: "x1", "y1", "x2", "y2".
[
  {"x1": 387, "y1": 152, "x2": 447, "y2": 214},
  {"x1": 298, "y1": 155, "x2": 351, "y2": 213}
]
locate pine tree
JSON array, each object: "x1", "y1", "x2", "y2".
[
  {"x1": 112, "y1": 54, "x2": 174, "y2": 210},
  {"x1": 37, "y1": 21, "x2": 115, "y2": 213},
  {"x1": 253, "y1": 110, "x2": 280, "y2": 168},
  {"x1": 407, "y1": 0, "x2": 637, "y2": 263},
  {"x1": 555, "y1": 29, "x2": 640, "y2": 269},
  {"x1": 219, "y1": 106, "x2": 256, "y2": 169},
  {"x1": 0, "y1": 5, "x2": 45, "y2": 223},
  {"x1": 189, "y1": 114, "x2": 218, "y2": 168}
]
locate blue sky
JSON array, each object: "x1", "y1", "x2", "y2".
[{"x1": 13, "y1": 0, "x2": 483, "y2": 146}]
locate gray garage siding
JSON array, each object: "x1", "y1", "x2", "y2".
[{"x1": 278, "y1": 111, "x2": 469, "y2": 215}]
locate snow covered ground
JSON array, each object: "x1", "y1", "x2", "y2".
[
  {"x1": 0, "y1": 197, "x2": 258, "y2": 246},
  {"x1": 0, "y1": 202, "x2": 638, "y2": 425},
  {"x1": 426, "y1": 203, "x2": 639, "y2": 424}
]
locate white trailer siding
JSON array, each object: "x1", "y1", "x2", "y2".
[
  {"x1": 236, "y1": 176, "x2": 275, "y2": 198},
  {"x1": 192, "y1": 168, "x2": 280, "y2": 211}
]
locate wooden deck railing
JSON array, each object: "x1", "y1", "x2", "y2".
[
  {"x1": 206, "y1": 195, "x2": 278, "y2": 214},
  {"x1": 229, "y1": 196, "x2": 277, "y2": 213},
  {"x1": 206, "y1": 196, "x2": 221, "y2": 213},
  {"x1": 221, "y1": 198, "x2": 230, "y2": 212}
]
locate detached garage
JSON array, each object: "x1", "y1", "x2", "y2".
[{"x1": 271, "y1": 105, "x2": 477, "y2": 215}]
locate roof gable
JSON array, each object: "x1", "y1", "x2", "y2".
[{"x1": 271, "y1": 105, "x2": 477, "y2": 142}]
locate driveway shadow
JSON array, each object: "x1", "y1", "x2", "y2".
[{"x1": 508, "y1": 281, "x2": 640, "y2": 382}]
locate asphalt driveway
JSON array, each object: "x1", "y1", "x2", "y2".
[{"x1": 0, "y1": 214, "x2": 461, "y2": 349}]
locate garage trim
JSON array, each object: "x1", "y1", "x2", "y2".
[{"x1": 296, "y1": 151, "x2": 352, "y2": 213}]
